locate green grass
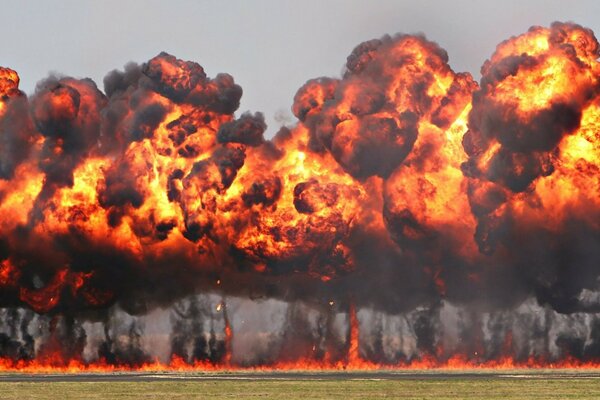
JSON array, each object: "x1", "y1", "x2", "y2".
[{"x1": 1, "y1": 376, "x2": 600, "y2": 399}]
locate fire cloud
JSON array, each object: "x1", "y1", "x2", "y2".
[{"x1": 0, "y1": 22, "x2": 599, "y2": 370}]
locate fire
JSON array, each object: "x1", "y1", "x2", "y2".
[
  {"x1": 348, "y1": 308, "x2": 359, "y2": 356},
  {"x1": 463, "y1": 23, "x2": 600, "y2": 262},
  {"x1": 0, "y1": 67, "x2": 20, "y2": 100},
  {"x1": 0, "y1": 259, "x2": 18, "y2": 286},
  {"x1": 1, "y1": 322, "x2": 600, "y2": 373},
  {"x1": 0, "y1": 22, "x2": 599, "y2": 370},
  {"x1": 1, "y1": 356, "x2": 599, "y2": 374}
]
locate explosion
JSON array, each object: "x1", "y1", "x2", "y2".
[{"x1": 0, "y1": 22, "x2": 598, "y2": 371}]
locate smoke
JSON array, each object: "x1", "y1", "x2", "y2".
[{"x1": 0, "y1": 21, "x2": 598, "y2": 367}]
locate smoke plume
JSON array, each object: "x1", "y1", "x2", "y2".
[{"x1": 0, "y1": 21, "x2": 598, "y2": 369}]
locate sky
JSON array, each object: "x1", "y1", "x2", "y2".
[{"x1": 2, "y1": 0, "x2": 600, "y2": 136}]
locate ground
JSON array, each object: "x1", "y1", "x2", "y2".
[{"x1": 1, "y1": 370, "x2": 599, "y2": 399}]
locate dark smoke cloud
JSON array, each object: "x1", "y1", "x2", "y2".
[
  {"x1": 0, "y1": 95, "x2": 32, "y2": 180},
  {"x1": 460, "y1": 22, "x2": 600, "y2": 314},
  {"x1": 0, "y1": 22, "x2": 598, "y2": 367},
  {"x1": 217, "y1": 112, "x2": 266, "y2": 147},
  {"x1": 30, "y1": 77, "x2": 106, "y2": 188}
]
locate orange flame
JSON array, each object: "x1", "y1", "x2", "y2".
[{"x1": 0, "y1": 22, "x2": 598, "y2": 370}]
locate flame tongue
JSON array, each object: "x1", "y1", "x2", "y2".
[{"x1": 0, "y1": 22, "x2": 599, "y2": 369}]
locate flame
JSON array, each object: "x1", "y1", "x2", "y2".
[
  {"x1": 1, "y1": 346, "x2": 599, "y2": 373},
  {"x1": 0, "y1": 22, "x2": 599, "y2": 370},
  {"x1": 347, "y1": 304, "x2": 363, "y2": 365}
]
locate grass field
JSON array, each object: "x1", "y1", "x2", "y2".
[{"x1": 1, "y1": 373, "x2": 600, "y2": 400}]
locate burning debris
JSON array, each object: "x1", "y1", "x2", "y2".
[{"x1": 0, "y1": 22, "x2": 598, "y2": 370}]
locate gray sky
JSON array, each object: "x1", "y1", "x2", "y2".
[{"x1": 3, "y1": 0, "x2": 600, "y2": 136}]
